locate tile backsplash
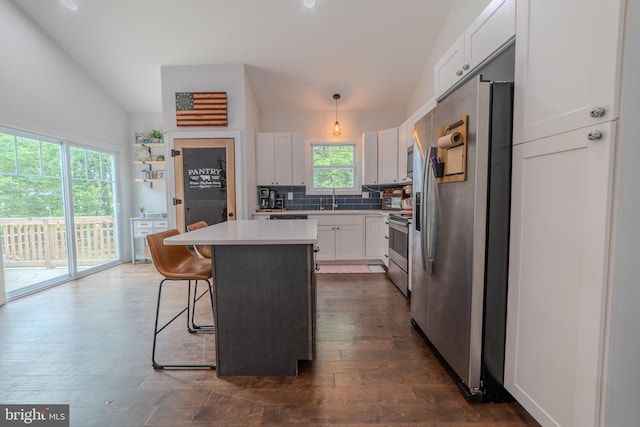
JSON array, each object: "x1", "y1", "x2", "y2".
[{"x1": 257, "y1": 185, "x2": 404, "y2": 211}]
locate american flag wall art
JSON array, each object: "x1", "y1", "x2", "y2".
[{"x1": 175, "y1": 92, "x2": 228, "y2": 126}]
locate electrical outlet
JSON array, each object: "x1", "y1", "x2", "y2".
[
  {"x1": 362, "y1": 192, "x2": 369, "y2": 199},
  {"x1": 288, "y1": 192, "x2": 293, "y2": 200}
]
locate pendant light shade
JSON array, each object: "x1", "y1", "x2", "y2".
[{"x1": 333, "y1": 93, "x2": 341, "y2": 136}]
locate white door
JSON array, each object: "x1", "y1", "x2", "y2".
[
  {"x1": 377, "y1": 128, "x2": 398, "y2": 184},
  {"x1": 512, "y1": 0, "x2": 624, "y2": 144},
  {"x1": 335, "y1": 225, "x2": 363, "y2": 260},
  {"x1": 362, "y1": 131, "x2": 378, "y2": 185},
  {"x1": 315, "y1": 226, "x2": 336, "y2": 261},
  {"x1": 256, "y1": 133, "x2": 275, "y2": 185},
  {"x1": 434, "y1": 35, "x2": 465, "y2": 99},
  {"x1": 364, "y1": 216, "x2": 384, "y2": 259},
  {"x1": 505, "y1": 122, "x2": 615, "y2": 427},
  {"x1": 291, "y1": 132, "x2": 306, "y2": 185},
  {"x1": 273, "y1": 132, "x2": 292, "y2": 185},
  {"x1": 464, "y1": 0, "x2": 515, "y2": 72}
]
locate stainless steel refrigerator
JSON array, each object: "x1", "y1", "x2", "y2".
[{"x1": 411, "y1": 76, "x2": 513, "y2": 402}]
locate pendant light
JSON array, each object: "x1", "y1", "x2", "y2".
[{"x1": 332, "y1": 94, "x2": 342, "y2": 136}]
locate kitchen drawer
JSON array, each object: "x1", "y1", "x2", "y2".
[
  {"x1": 134, "y1": 220, "x2": 154, "y2": 229},
  {"x1": 309, "y1": 215, "x2": 363, "y2": 226},
  {"x1": 152, "y1": 220, "x2": 168, "y2": 228},
  {"x1": 134, "y1": 228, "x2": 153, "y2": 238}
]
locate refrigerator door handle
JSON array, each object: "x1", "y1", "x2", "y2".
[
  {"x1": 420, "y1": 153, "x2": 429, "y2": 271},
  {"x1": 425, "y1": 152, "x2": 439, "y2": 274}
]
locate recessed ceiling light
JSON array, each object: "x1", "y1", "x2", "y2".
[
  {"x1": 60, "y1": 0, "x2": 78, "y2": 11},
  {"x1": 303, "y1": 0, "x2": 316, "y2": 8}
]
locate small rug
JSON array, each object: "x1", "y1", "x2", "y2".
[{"x1": 317, "y1": 264, "x2": 384, "y2": 274}]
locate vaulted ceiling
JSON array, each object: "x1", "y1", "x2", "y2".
[{"x1": 11, "y1": 0, "x2": 453, "y2": 113}]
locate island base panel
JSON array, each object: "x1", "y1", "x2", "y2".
[{"x1": 212, "y1": 244, "x2": 315, "y2": 376}]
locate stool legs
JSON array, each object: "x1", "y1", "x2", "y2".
[
  {"x1": 188, "y1": 281, "x2": 215, "y2": 333},
  {"x1": 152, "y1": 278, "x2": 216, "y2": 369}
]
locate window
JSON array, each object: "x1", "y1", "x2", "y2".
[{"x1": 311, "y1": 143, "x2": 357, "y2": 191}]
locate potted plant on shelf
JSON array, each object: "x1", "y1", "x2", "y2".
[
  {"x1": 149, "y1": 130, "x2": 163, "y2": 143},
  {"x1": 138, "y1": 205, "x2": 146, "y2": 217}
]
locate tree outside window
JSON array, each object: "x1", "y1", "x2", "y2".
[{"x1": 312, "y1": 143, "x2": 356, "y2": 190}]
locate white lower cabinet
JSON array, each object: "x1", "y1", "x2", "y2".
[
  {"x1": 364, "y1": 215, "x2": 385, "y2": 260},
  {"x1": 316, "y1": 225, "x2": 337, "y2": 261},
  {"x1": 505, "y1": 122, "x2": 615, "y2": 427},
  {"x1": 310, "y1": 215, "x2": 363, "y2": 261},
  {"x1": 129, "y1": 217, "x2": 168, "y2": 264},
  {"x1": 334, "y1": 225, "x2": 363, "y2": 260}
]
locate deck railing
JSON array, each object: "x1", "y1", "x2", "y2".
[{"x1": 0, "y1": 216, "x2": 116, "y2": 268}]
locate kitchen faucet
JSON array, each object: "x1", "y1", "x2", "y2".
[{"x1": 332, "y1": 188, "x2": 338, "y2": 211}]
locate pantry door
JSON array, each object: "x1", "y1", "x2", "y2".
[{"x1": 173, "y1": 138, "x2": 236, "y2": 232}]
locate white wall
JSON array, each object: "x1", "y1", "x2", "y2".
[
  {"x1": 0, "y1": 0, "x2": 128, "y2": 147},
  {"x1": 0, "y1": 0, "x2": 130, "y2": 297},
  {"x1": 406, "y1": 0, "x2": 492, "y2": 115},
  {"x1": 602, "y1": 0, "x2": 640, "y2": 424},
  {"x1": 259, "y1": 109, "x2": 405, "y2": 141},
  {"x1": 160, "y1": 64, "x2": 253, "y2": 224},
  {"x1": 243, "y1": 71, "x2": 260, "y2": 219}
]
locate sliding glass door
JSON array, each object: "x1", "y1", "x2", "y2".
[
  {"x1": 69, "y1": 146, "x2": 118, "y2": 270},
  {"x1": 0, "y1": 128, "x2": 121, "y2": 300}
]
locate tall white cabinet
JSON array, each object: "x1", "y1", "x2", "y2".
[
  {"x1": 505, "y1": 0, "x2": 625, "y2": 426},
  {"x1": 256, "y1": 132, "x2": 293, "y2": 186}
]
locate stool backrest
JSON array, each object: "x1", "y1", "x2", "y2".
[
  {"x1": 146, "y1": 229, "x2": 195, "y2": 277},
  {"x1": 186, "y1": 221, "x2": 212, "y2": 258}
]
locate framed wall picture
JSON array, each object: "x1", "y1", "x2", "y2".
[{"x1": 135, "y1": 132, "x2": 150, "y2": 144}]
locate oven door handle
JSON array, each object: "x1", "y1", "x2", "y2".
[{"x1": 388, "y1": 221, "x2": 408, "y2": 234}]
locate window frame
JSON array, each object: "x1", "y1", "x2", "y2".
[{"x1": 305, "y1": 139, "x2": 362, "y2": 195}]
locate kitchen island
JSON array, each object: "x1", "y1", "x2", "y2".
[{"x1": 164, "y1": 219, "x2": 318, "y2": 376}]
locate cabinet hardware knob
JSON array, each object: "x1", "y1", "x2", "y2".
[
  {"x1": 462, "y1": 63, "x2": 470, "y2": 70},
  {"x1": 587, "y1": 130, "x2": 603, "y2": 141},
  {"x1": 456, "y1": 70, "x2": 463, "y2": 76},
  {"x1": 590, "y1": 107, "x2": 606, "y2": 118}
]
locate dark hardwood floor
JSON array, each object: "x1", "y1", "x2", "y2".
[{"x1": 0, "y1": 263, "x2": 539, "y2": 426}]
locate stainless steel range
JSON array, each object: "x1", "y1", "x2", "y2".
[{"x1": 387, "y1": 214, "x2": 410, "y2": 297}]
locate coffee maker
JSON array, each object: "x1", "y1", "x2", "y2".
[{"x1": 259, "y1": 188, "x2": 270, "y2": 209}]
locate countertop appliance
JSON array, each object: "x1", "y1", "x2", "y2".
[
  {"x1": 387, "y1": 214, "x2": 410, "y2": 297},
  {"x1": 411, "y1": 76, "x2": 513, "y2": 402},
  {"x1": 259, "y1": 187, "x2": 270, "y2": 209},
  {"x1": 382, "y1": 188, "x2": 403, "y2": 210}
]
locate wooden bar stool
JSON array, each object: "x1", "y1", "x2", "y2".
[{"x1": 146, "y1": 229, "x2": 215, "y2": 369}]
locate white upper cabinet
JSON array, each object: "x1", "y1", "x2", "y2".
[
  {"x1": 434, "y1": 35, "x2": 466, "y2": 99},
  {"x1": 513, "y1": 0, "x2": 624, "y2": 144},
  {"x1": 434, "y1": 0, "x2": 515, "y2": 99},
  {"x1": 256, "y1": 133, "x2": 276, "y2": 185},
  {"x1": 256, "y1": 132, "x2": 293, "y2": 186},
  {"x1": 362, "y1": 131, "x2": 378, "y2": 185},
  {"x1": 377, "y1": 128, "x2": 398, "y2": 184},
  {"x1": 397, "y1": 117, "x2": 413, "y2": 184},
  {"x1": 465, "y1": 0, "x2": 515, "y2": 72},
  {"x1": 291, "y1": 132, "x2": 306, "y2": 185}
]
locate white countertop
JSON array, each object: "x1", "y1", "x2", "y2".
[{"x1": 164, "y1": 219, "x2": 318, "y2": 246}]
